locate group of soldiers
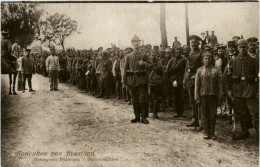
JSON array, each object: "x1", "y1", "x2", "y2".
[{"x1": 2, "y1": 30, "x2": 259, "y2": 141}]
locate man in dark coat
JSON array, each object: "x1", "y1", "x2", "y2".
[
  {"x1": 21, "y1": 49, "x2": 36, "y2": 93},
  {"x1": 59, "y1": 51, "x2": 68, "y2": 83},
  {"x1": 184, "y1": 35, "x2": 203, "y2": 127},
  {"x1": 165, "y1": 47, "x2": 187, "y2": 118},
  {"x1": 224, "y1": 39, "x2": 259, "y2": 140},
  {"x1": 124, "y1": 35, "x2": 151, "y2": 124}
]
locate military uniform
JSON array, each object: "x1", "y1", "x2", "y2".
[
  {"x1": 224, "y1": 39, "x2": 259, "y2": 140},
  {"x1": 98, "y1": 51, "x2": 113, "y2": 98},
  {"x1": 165, "y1": 51, "x2": 187, "y2": 117},
  {"x1": 124, "y1": 44, "x2": 151, "y2": 123},
  {"x1": 46, "y1": 53, "x2": 60, "y2": 91},
  {"x1": 59, "y1": 54, "x2": 68, "y2": 83},
  {"x1": 21, "y1": 50, "x2": 36, "y2": 92},
  {"x1": 112, "y1": 55, "x2": 122, "y2": 99},
  {"x1": 184, "y1": 47, "x2": 202, "y2": 126},
  {"x1": 148, "y1": 58, "x2": 163, "y2": 118}
]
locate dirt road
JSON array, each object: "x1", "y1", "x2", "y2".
[{"x1": 1, "y1": 74, "x2": 259, "y2": 167}]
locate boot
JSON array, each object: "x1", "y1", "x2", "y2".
[
  {"x1": 139, "y1": 103, "x2": 149, "y2": 124},
  {"x1": 153, "y1": 101, "x2": 160, "y2": 118},
  {"x1": 210, "y1": 119, "x2": 217, "y2": 140},
  {"x1": 96, "y1": 87, "x2": 104, "y2": 98},
  {"x1": 131, "y1": 103, "x2": 140, "y2": 123},
  {"x1": 254, "y1": 121, "x2": 259, "y2": 141},
  {"x1": 13, "y1": 88, "x2": 18, "y2": 95},
  {"x1": 236, "y1": 119, "x2": 250, "y2": 140}
]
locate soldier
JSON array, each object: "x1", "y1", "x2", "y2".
[
  {"x1": 224, "y1": 41, "x2": 239, "y2": 123},
  {"x1": 172, "y1": 37, "x2": 181, "y2": 49},
  {"x1": 16, "y1": 50, "x2": 23, "y2": 91},
  {"x1": 124, "y1": 35, "x2": 151, "y2": 124},
  {"x1": 97, "y1": 51, "x2": 113, "y2": 98},
  {"x1": 247, "y1": 37, "x2": 258, "y2": 58},
  {"x1": 121, "y1": 47, "x2": 133, "y2": 105},
  {"x1": 59, "y1": 51, "x2": 68, "y2": 83},
  {"x1": 182, "y1": 45, "x2": 190, "y2": 59},
  {"x1": 195, "y1": 51, "x2": 223, "y2": 140},
  {"x1": 224, "y1": 39, "x2": 259, "y2": 140},
  {"x1": 208, "y1": 31, "x2": 218, "y2": 47},
  {"x1": 226, "y1": 41, "x2": 238, "y2": 61},
  {"x1": 113, "y1": 50, "x2": 123, "y2": 100},
  {"x1": 232, "y1": 36, "x2": 241, "y2": 44},
  {"x1": 46, "y1": 47, "x2": 60, "y2": 91},
  {"x1": 184, "y1": 35, "x2": 203, "y2": 128},
  {"x1": 205, "y1": 31, "x2": 210, "y2": 44},
  {"x1": 148, "y1": 49, "x2": 164, "y2": 118},
  {"x1": 165, "y1": 47, "x2": 187, "y2": 118},
  {"x1": 21, "y1": 48, "x2": 36, "y2": 93},
  {"x1": 214, "y1": 44, "x2": 227, "y2": 74}
]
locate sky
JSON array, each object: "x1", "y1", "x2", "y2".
[{"x1": 32, "y1": 2, "x2": 259, "y2": 50}]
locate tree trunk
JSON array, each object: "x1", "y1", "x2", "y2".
[{"x1": 160, "y1": 4, "x2": 168, "y2": 47}]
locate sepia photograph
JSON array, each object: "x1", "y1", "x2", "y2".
[{"x1": 1, "y1": 1, "x2": 259, "y2": 167}]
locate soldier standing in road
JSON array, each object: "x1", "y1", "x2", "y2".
[
  {"x1": 46, "y1": 47, "x2": 60, "y2": 91},
  {"x1": 184, "y1": 35, "x2": 203, "y2": 128},
  {"x1": 21, "y1": 48, "x2": 36, "y2": 93},
  {"x1": 124, "y1": 35, "x2": 151, "y2": 124},
  {"x1": 224, "y1": 39, "x2": 259, "y2": 140}
]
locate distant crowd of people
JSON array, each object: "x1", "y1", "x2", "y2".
[{"x1": 2, "y1": 30, "x2": 259, "y2": 141}]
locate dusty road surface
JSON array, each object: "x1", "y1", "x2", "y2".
[{"x1": 1, "y1": 74, "x2": 259, "y2": 167}]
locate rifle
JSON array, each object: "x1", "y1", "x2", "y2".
[
  {"x1": 195, "y1": 103, "x2": 201, "y2": 130},
  {"x1": 226, "y1": 60, "x2": 237, "y2": 140}
]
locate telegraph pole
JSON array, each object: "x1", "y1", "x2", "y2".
[
  {"x1": 160, "y1": 3, "x2": 168, "y2": 47},
  {"x1": 185, "y1": 3, "x2": 190, "y2": 45}
]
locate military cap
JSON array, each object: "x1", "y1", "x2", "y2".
[
  {"x1": 25, "y1": 48, "x2": 31, "y2": 52},
  {"x1": 227, "y1": 41, "x2": 237, "y2": 48},
  {"x1": 202, "y1": 51, "x2": 212, "y2": 58},
  {"x1": 159, "y1": 47, "x2": 165, "y2": 53},
  {"x1": 203, "y1": 44, "x2": 213, "y2": 50},
  {"x1": 150, "y1": 49, "x2": 156, "y2": 54},
  {"x1": 165, "y1": 48, "x2": 172, "y2": 52},
  {"x1": 125, "y1": 47, "x2": 133, "y2": 52},
  {"x1": 174, "y1": 46, "x2": 182, "y2": 51},
  {"x1": 216, "y1": 44, "x2": 226, "y2": 49},
  {"x1": 146, "y1": 44, "x2": 151, "y2": 47},
  {"x1": 237, "y1": 39, "x2": 248, "y2": 46},
  {"x1": 131, "y1": 35, "x2": 140, "y2": 42},
  {"x1": 189, "y1": 35, "x2": 202, "y2": 41},
  {"x1": 101, "y1": 50, "x2": 108, "y2": 55},
  {"x1": 232, "y1": 36, "x2": 241, "y2": 41},
  {"x1": 247, "y1": 37, "x2": 258, "y2": 44}
]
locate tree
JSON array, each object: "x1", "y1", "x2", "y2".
[
  {"x1": 36, "y1": 13, "x2": 78, "y2": 51},
  {"x1": 1, "y1": 3, "x2": 43, "y2": 48}
]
